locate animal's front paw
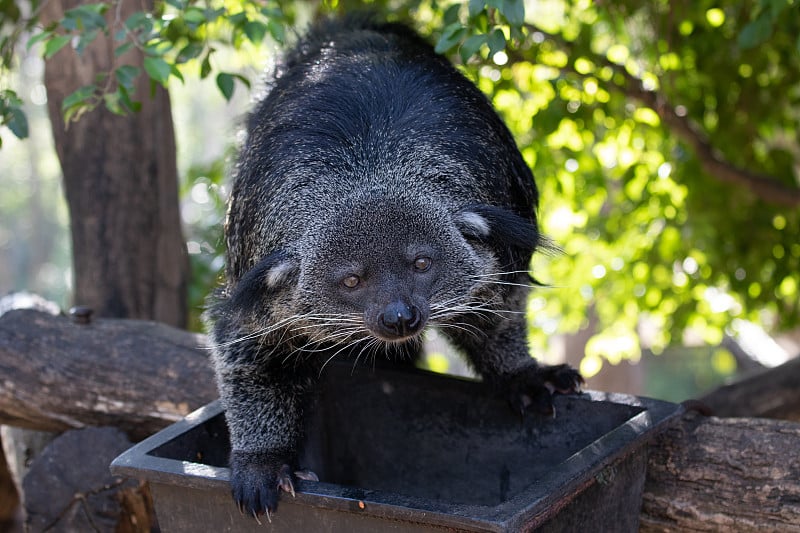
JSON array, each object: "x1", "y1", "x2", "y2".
[
  {"x1": 230, "y1": 450, "x2": 297, "y2": 522},
  {"x1": 505, "y1": 363, "x2": 583, "y2": 417}
]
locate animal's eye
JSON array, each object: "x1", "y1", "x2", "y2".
[
  {"x1": 342, "y1": 275, "x2": 361, "y2": 289},
  {"x1": 414, "y1": 257, "x2": 432, "y2": 272}
]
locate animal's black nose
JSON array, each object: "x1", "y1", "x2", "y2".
[{"x1": 380, "y1": 301, "x2": 422, "y2": 338}]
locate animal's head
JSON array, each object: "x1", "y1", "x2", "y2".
[{"x1": 220, "y1": 192, "x2": 541, "y2": 351}]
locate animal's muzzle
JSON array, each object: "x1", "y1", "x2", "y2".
[{"x1": 379, "y1": 300, "x2": 423, "y2": 339}]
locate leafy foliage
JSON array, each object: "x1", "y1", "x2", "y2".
[
  {"x1": 2, "y1": 0, "x2": 798, "y2": 373},
  {"x1": 0, "y1": 0, "x2": 292, "y2": 140}
]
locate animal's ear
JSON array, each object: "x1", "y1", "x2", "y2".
[
  {"x1": 227, "y1": 251, "x2": 299, "y2": 311},
  {"x1": 455, "y1": 204, "x2": 541, "y2": 252}
]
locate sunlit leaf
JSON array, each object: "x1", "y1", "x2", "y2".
[
  {"x1": 26, "y1": 30, "x2": 53, "y2": 50},
  {"x1": 44, "y1": 35, "x2": 71, "y2": 59},
  {"x1": 143, "y1": 56, "x2": 171, "y2": 86}
]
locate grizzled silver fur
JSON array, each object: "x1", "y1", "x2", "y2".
[{"x1": 205, "y1": 15, "x2": 582, "y2": 520}]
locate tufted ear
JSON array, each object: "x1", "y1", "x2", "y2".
[
  {"x1": 227, "y1": 251, "x2": 299, "y2": 312},
  {"x1": 455, "y1": 204, "x2": 541, "y2": 252}
]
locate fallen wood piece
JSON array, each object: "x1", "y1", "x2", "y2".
[
  {"x1": 0, "y1": 309, "x2": 216, "y2": 440},
  {"x1": 641, "y1": 413, "x2": 800, "y2": 532},
  {"x1": 699, "y1": 355, "x2": 800, "y2": 421},
  {"x1": 22, "y1": 426, "x2": 153, "y2": 532}
]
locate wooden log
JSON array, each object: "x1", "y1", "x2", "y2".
[
  {"x1": 699, "y1": 356, "x2": 800, "y2": 421},
  {"x1": 0, "y1": 308, "x2": 215, "y2": 440},
  {"x1": 641, "y1": 413, "x2": 800, "y2": 532}
]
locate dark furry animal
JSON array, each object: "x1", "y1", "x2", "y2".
[{"x1": 205, "y1": 16, "x2": 582, "y2": 520}]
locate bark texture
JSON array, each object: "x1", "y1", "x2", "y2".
[
  {"x1": 642, "y1": 413, "x2": 800, "y2": 532},
  {"x1": 41, "y1": 0, "x2": 189, "y2": 328},
  {"x1": 0, "y1": 308, "x2": 214, "y2": 441}
]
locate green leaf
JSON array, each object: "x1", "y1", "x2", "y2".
[
  {"x1": 0, "y1": 89, "x2": 22, "y2": 107},
  {"x1": 44, "y1": 35, "x2": 71, "y2": 59},
  {"x1": 501, "y1": 0, "x2": 525, "y2": 27},
  {"x1": 143, "y1": 56, "x2": 171, "y2": 85},
  {"x1": 468, "y1": 0, "x2": 485, "y2": 18},
  {"x1": 26, "y1": 30, "x2": 53, "y2": 50},
  {"x1": 75, "y1": 28, "x2": 100, "y2": 55},
  {"x1": 267, "y1": 19, "x2": 285, "y2": 44},
  {"x1": 216, "y1": 72, "x2": 235, "y2": 101},
  {"x1": 176, "y1": 42, "x2": 204, "y2": 63},
  {"x1": 117, "y1": 84, "x2": 141, "y2": 113},
  {"x1": 435, "y1": 23, "x2": 466, "y2": 54},
  {"x1": 199, "y1": 50, "x2": 213, "y2": 79},
  {"x1": 62, "y1": 84, "x2": 98, "y2": 123},
  {"x1": 443, "y1": 3, "x2": 461, "y2": 24},
  {"x1": 203, "y1": 7, "x2": 225, "y2": 24},
  {"x1": 228, "y1": 12, "x2": 247, "y2": 27},
  {"x1": 125, "y1": 12, "x2": 153, "y2": 36},
  {"x1": 62, "y1": 4, "x2": 108, "y2": 33},
  {"x1": 460, "y1": 33, "x2": 487, "y2": 63},
  {"x1": 171, "y1": 64, "x2": 184, "y2": 84},
  {"x1": 0, "y1": 0, "x2": 21, "y2": 23},
  {"x1": 487, "y1": 28, "x2": 506, "y2": 56},
  {"x1": 7, "y1": 107, "x2": 29, "y2": 139},
  {"x1": 738, "y1": 14, "x2": 772, "y2": 49},
  {"x1": 114, "y1": 65, "x2": 140, "y2": 90},
  {"x1": 183, "y1": 7, "x2": 207, "y2": 25},
  {"x1": 115, "y1": 41, "x2": 134, "y2": 57},
  {"x1": 164, "y1": 17, "x2": 189, "y2": 41},
  {"x1": 62, "y1": 84, "x2": 96, "y2": 110},
  {"x1": 103, "y1": 91, "x2": 124, "y2": 115},
  {"x1": 233, "y1": 73, "x2": 251, "y2": 89},
  {"x1": 244, "y1": 21, "x2": 268, "y2": 43}
]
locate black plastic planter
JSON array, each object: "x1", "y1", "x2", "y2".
[{"x1": 111, "y1": 363, "x2": 682, "y2": 532}]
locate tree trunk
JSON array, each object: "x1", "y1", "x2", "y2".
[
  {"x1": 41, "y1": 0, "x2": 189, "y2": 328},
  {"x1": 11, "y1": 2, "x2": 191, "y2": 527}
]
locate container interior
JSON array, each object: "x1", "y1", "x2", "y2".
[{"x1": 148, "y1": 365, "x2": 644, "y2": 508}]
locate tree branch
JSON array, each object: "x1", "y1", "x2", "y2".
[{"x1": 518, "y1": 24, "x2": 800, "y2": 208}]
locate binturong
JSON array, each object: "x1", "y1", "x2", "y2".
[{"x1": 204, "y1": 14, "x2": 583, "y2": 521}]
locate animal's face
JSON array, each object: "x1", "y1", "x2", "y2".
[
  {"x1": 219, "y1": 194, "x2": 539, "y2": 352},
  {"x1": 320, "y1": 240, "x2": 437, "y2": 341},
  {"x1": 297, "y1": 196, "x2": 490, "y2": 344}
]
